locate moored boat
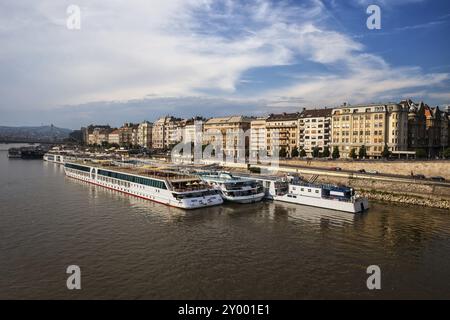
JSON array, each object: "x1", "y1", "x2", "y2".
[
  {"x1": 64, "y1": 161, "x2": 223, "y2": 209},
  {"x1": 199, "y1": 172, "x2": 265, "y2": 204}
]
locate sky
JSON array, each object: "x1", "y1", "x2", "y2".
[{"x1": 1, "y1": 0, "x2": 450, "y2": 129}]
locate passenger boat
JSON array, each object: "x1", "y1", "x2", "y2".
[
  {"x1": 7, "y1": 148, "x2": 22, "y2": 159},
  {"x1": 64, "y1": 161, "x2": 223, "y2": 209},
  {"x1": 44, "y1": 152, "x2": 66, "y2": 164},
  {"x1": 234, "y1": 173, "x2": 368, "y2": 213},
  {"x1": 274, "y1": 181, "x2": 369, "y2": 213},
  {"x1": 199, "y1": 172, "x2": 265, "y2": 204}
]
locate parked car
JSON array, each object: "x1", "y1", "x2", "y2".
[
  {"x1": 413, "y1": 174, "x2": 426, "y2": 180},
  {"x1": 329, "y1": 167, "x2": 342, "y2": 171},
  {"x1": 431, "y1": 176, "x2": 445, "y2": 182},
  {"x1": 366, "y1": 170, "x2": 379, "y2": 174},
  {"x1": 358, "y1": 169, "x2": 366, "y2": 173}
]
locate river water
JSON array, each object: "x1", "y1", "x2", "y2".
[{"x1": 1, "y1": 144, "x2": 449, "y2": 299}]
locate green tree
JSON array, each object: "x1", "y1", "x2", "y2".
[
  {"x1": 381, "y1": 144, "x2": 391, "y2": 159},
  {"x1": 349, "y1": 148, "x2": 357, "y2": 159},
  {"x1": 444, "y1": 147, "x2": 450, "y2": 159},
  {"x1": 279, "y1": 147, "x2": 287, "y2": 158},
  {"x1": 332, "y1": 146, "x2": 340, "y2": 159},
  {"x1": 415, "y1": 148, "x2": 427, "y2": 159},
  {"x1": 300, "y1": 148, "x2": 307, "y2": 157},
  {"x1": 358, "y1": 145, "x2": 367, "y2": 159},
  {"x1": 322, "y1": 146, "x2": 330, "y2": 158},
  {"x1": 312, "y1": 146, "x2": 320, "y2": 158},
  {"x1": 291, "y1": 146, "x2": 299, "y2": 158}
]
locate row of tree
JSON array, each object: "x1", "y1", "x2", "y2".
[{"x1": 281, "y1": 144, "x2": 389, "y2": 159}]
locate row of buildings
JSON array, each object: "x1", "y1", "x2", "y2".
[{"x1": 81, "y1": 99, "x2": 450, "y2": 159}]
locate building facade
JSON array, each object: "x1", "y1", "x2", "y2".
[
  {"x1": 88, "y1": 127, "x2": 112, "y2": 146},
  {"x1": 152, "y1": 116, "x2": 183, "y2": 149},
  {"x1": 331, "y1": 102, "x2": 408, "y2": 158},
  {"x1": 299, "y1": 108, "x2": 332, "y2": 155},
  {"x1": 137, "y1": 121, "x2": 153, "y2": 148},
  {"x1": 108, "y1": 129, "x2": 121, "y2": 146},
  {"x1": 203, "y1": 116, "x2": 251, "y2": 161},
  {"x1": 249, "y1": 117, "x2": 268, "y2": 160},
  {"x1": 403, "y1": 99, "x2": 449, "y2": 157},
  {"x1": 266, "y1": 113, "x2": 301, "y2": 157}
]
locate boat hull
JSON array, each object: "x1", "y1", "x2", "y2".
[
  {"x1": 274, "y1": 194, "x2": 369, "y2": 213},
  {"x1": 221, "y1": 192, "x2": 266, "y2": 204}
]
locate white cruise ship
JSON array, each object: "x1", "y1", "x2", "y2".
[
  {"x1": 199, "y1": 172, "x2": 265, "y2": 204},
  {"x1": 64, "y1": 161, "x2": 223, "y2": 209}
]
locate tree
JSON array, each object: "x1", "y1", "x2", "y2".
[
  {"x1": 291, "y1": 146, "x2": 299, "y2": 158},
  {"x1": 381, "y1": 144, "x2": 390, "y2": 159},
  {"x1": 312, "y1": 146, "x2": 320, "y2": 158},
  {"x1": 322, "y1": 146, "x2": 330, "y2": 158},
  {"x1": 332, "y1": 146, "x2": 340, "y2": 159},
  {"x1": 300, "y1": 148, "x2": 307, "y2": 158},
  {"x1": 349, "y1": 148, "x2": 357, "y2": 159},
  {"x1": 415, "y1": 148, "x2": 427, "y2": 159},
  {"x1": 358, "y1": 145, "x2": 367, "y2": 159},
  {"x1": 279, "y1": 147, "x2": 287, "y2": 158},
  {"x1": 444, "y1": 147, "x2": 450, "y2": 159}
]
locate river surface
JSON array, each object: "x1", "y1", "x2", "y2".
[{"x1": 1, "y1": 144, "x2": 450, "y2": 299}]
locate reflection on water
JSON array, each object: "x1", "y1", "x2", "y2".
[{"x1": 1, "y1": 147, "x2": 450, "y2": 299}]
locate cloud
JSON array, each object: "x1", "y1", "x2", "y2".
[{"x1": 0, "y1": 0, "x2": 448, "y2": 128}]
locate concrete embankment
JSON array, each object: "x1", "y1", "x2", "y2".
[
  {"x1": 280, "y1": 159, "x2": 450, "y2": 180},
  {"x1": 315, "y1": 175, "x2": 450, "y2": 210},
  {"x1": 249, "y1": 163, "x2": 450, "y2": 210}
]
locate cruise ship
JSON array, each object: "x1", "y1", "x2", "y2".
[
  {"x1": 199, "y1": 172, "x2": 265, "y2": 204},
  {"x1": 64, "y1": 161, "x2": 223, "y2": 209}
]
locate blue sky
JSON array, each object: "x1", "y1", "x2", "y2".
[{"x1": 0, "y1": 0, "x2": 449, "y2": 129}]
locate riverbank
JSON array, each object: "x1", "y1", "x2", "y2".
[
  {"x1": 280, "y1": 159, "x2": 450, "y2": 180},
  {"x1": 313, "y1": 175, "x2": 450, "y2": 210}
]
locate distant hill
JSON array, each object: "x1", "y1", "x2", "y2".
[{"x1": 0, "y1": 125, "x2": 73, "y2": 142}]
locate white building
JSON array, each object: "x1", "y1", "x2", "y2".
[
  {"x1": 137, "y1": 121, "x2": 153, "y2": 148},
  {"x1": 299, "y1": 108, "x2": 332, "y2": 155},
  {"x1": 249, "y1": 117, "x2": 268, "y2": 159}
]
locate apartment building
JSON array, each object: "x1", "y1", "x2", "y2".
[
  {"x1": 137, "y1": 121, "x2": 153, "y2": 148},
  {"x1": 88, "y1": 127, "x2": 113, "y2": 145},
  {"x1": 83, "y1": 125, "x2": 111, "y2": 145},
  {"x1": 331, "y1": 102, "x2": 408, "y2": 158},
  {"x1": 403, "y1": 99, "x2": 449, "y2": 156},
  {"x1": 179, "y1": 117, "x2": 204, "y2": 143},
  {"x1": 266, "y1": 112, "x2": 301, "y2": 157},
  {"x1": 299, "y1": 108, "x2": 332, "y2": 155},
  {"x1": 108, "y1": 129, "x2": 121, "y2": 145},
  {"x1": 249, "y1": 117, "x2": 268, "y2": 159},
  {"x1": 118, "y1": 123, "x2": 139, "y2": 147},
  {"x1": 152, "y1": 116, "x2": 183, "y2": 149},
  {"x1": 203, "y1": 116, "x2": 251, "y2": 161}
]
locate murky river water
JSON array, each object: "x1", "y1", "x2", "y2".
[{"x1": 1, "y1": 144, "x2": 449, "y2": 299}]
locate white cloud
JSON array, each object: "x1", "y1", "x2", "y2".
[{"x1": 0, "y1": 0, "x2": 448, "y2": 127}]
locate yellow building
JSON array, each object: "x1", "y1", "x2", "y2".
[
  {"x1": 331, "y1": 102, "x2": 408, "y2": 158},
  {"x1": 266, "y1": 113, "x2": 301, "y2": 157},
  {"x1": 203, "y1": 116, "x2": 251, "y2": 161}
]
